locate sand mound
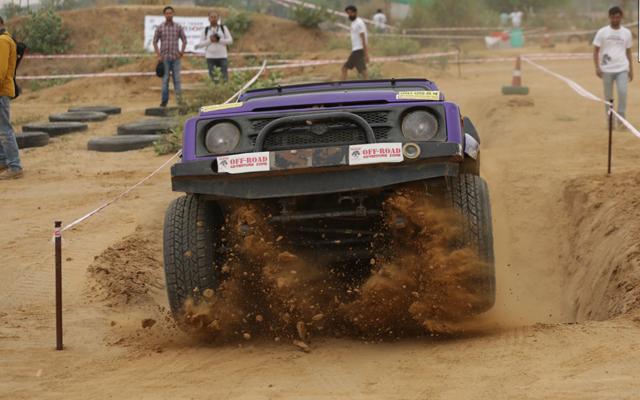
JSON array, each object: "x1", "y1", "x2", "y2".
[
  {"x1": 564, "y1": 172, "x2": 640, "y2": 321},
  {"x1": 87, "y1": 228, "x2": 163, "y2": 307}
]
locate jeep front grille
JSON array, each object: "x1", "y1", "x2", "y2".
[
  {"x1": 250, "y1": 111, "x2": 390, "y2": 132},
  {"x1": 251, "y1": 125, "x2": 392, "y2": 151}
]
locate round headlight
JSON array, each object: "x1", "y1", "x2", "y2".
[
  {"x1": 205, "y1": 122, "x2": 240, "y2": 154},
  {"x1": 401, "y1": 110, "x2": 439, "y2": 141}
]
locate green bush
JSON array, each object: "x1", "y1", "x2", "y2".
[
  {"x1": 370, "y1": 36, "x2": 421, "y2": 56},
  {"x1": 17, "y1": 9, "x2": 70, "y2": 54},
  {"x1": 291, "y1": 4, "x2": 332, "y2": 28},
  {"x1": 225, "y1": 9, "x2": 252, "y2": 39}
]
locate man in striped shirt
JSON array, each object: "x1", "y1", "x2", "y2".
[{"x1": 153, "y1": 6, "x2": 187, "y2": 107}]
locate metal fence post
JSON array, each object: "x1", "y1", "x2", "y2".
[
  {"x1": 54, "y1": 221, "x2": 63, "y2": 350},
  {"x1": 607, "y1": 99, "x2": 614, "y2": 175}
]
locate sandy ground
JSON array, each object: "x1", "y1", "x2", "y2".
[{"x1": 1, "y1": 50, "x2": 640, "y2": 399}]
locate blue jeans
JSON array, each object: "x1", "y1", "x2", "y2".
[
  {"x1": 206, "y1": 58, "x2": 229, "y2": 82},
  {"x1": 162, "y1": 59, "x2": 182, "y2": 105},
  {"x1": 0, "y1": 96, "x2": 21, "y2": 171},
  {"x1": 602, "y1": 71, "x2": 629, "y2": 118}
]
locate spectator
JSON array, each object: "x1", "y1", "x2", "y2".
[
  {"x1": 196, "y1": 11, "x2": 233, "y2": 83},
  {"x1": 0, "y1": 16, "x2": 21, "y2": 180},
  {"x1": 153, "y1": 6, "x2": 187, "y2": 107},
  {"x1": 372, "y1": 9, "x2": 387, "y2": 33},
  {"x1": 593, "y1": 6, "x2": 633, "y2": 124},
  {"x1": 499, "y1": 12, "x2": 509, "y2": 27},
  {"x1": 509, "y1": 7, "x2": 523, "y2": 28},
  {"x1": 341, "y1": 5, "x2": 369, "y2": 80}
]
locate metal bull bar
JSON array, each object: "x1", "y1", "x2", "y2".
[{"x1": 253, "y1": 111, "x2": 378, "y2": 152}]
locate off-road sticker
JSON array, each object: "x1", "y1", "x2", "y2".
[
  {"x1": 200, "y1": 102, "x2": 244, "y2": 113},
  {"x1": 348, "y1": 143, "x2": 404, "y2": 166},
  {"x1": 396, "y1": 91, "x2": 441, "y2": 101},
  {"x1": 217, "y1": 152, "x2": 270, "y2": 174}
]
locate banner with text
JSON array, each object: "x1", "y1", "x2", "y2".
[{"x1": 144, "y1": 15, "x2": 209, "y2": 54}]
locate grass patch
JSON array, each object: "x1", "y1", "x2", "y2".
[
  {"x1": 370, "y1": 36, "x2": 421, "y2": 57},
  {"x1": 28, "y1": 78, "x2": 71, "y2": 92}
]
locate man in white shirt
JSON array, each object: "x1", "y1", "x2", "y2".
[
  {"x1": 195, "y1": 11, "x2": 233, "y2": 83},
  {"x1": 593, "y1": 6, "x2": 634, "y2": 120},
  {"x1": 509, "y1": 8, "x2": 523, "y2": 28},
  {"x1": 372, "y1": 9, "x2": 387, "y2": 33},
  {"x1": 341, "y1": 5, "x2": 369, "y2": 80}
]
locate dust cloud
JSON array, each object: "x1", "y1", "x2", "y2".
[{"x1": 181, "y1": 189, "x2": 493, "y2": 342}]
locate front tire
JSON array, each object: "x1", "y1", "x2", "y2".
[
  {"x1": 163, "y1": 194, "x2": 223, "y2": 318},
  {"x1": 448, "y1": 173, "x2": 496, "y2": 311}
]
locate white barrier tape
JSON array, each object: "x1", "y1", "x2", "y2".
[
  {"x1": 26, "y1": 52, "x2": 279, "y2": 60},
  {"x1": 527, "y1": 23, "x2": 637, "y2": 38},
  {"x1": 522, "y1": 57, "x2": 605, "y2": 102},
  {"x1": 23, "y1": 52, "x2": 609, "y2": 81},
  {"x1": 611, "y1": 110, "x2": 640, "y2": 139},
  {"x1": 405, "y1": 26, "x2": 503, "y2": 32},
  {"x1": 21, "y1": 52, "x2": 611, "y2": 80},
  {"x1": 20, "y1": 52, "x2": 459, "y2": 80},
  {"x1": 523, "y1": 57, "x2": 640, "y2": 141},
  {"x1": 375, "y1": 33, "x2": 484, "y2": 40},
  {"x1": 60, "y1": 150, "x2": 182, "y2": 233},
  {"x1": 260, "y1": 51, "x2": 459, "y2": 70},
  {"x1": 461, "y1": 53, "x2": 635, "y2": 64},
  {"x1": 383, "y1": 24, "x2": 634, "y2": 41},
  {"x1": 58, "y1": 62, "x2": 268, "y2": 234}
]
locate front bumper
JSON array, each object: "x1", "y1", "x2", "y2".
[{"x1": 172, "y1": 142, "x2": 462, "y2": 199}]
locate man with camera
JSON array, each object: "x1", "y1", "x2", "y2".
[{"x1": 196, "y1": 11, "x2": 233, "y2": 83}]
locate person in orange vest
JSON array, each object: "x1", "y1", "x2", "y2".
[{"x1": 0, "y1": 16, "x2": 21, "y2": 180}]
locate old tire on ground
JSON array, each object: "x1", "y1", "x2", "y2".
[
  {"x1": 50, "y1": 111, "x2": 108, "y2": 122},
  {"x1": 87, "y1": 135, "x2": 162, "y2": 152},
  {"x1": 145, "y1": 106, "x2": 178, "y2": 117},
  {"x1": 68, "y1": 105, "x2": 121, "y2": 114},
  {"x1": 117, "y1": 118, "x2": 178, "y2": 136},
  {"x1": 501, "y1": 86, "x2": 530, "y2": 95},
  {"x1": 448, "y1": 173, "x2": 495, "y2": 311},
  {"x1": 163, "y1": 194, "x2": 224, "y2": 318},
  {"x1": 16, "y1": 131, "x2": 49, "y2": 149},
  {"x1": 22, "y1": 122, "x2": 88, "y2": 137}
]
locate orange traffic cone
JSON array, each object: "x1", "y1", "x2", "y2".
[{"x1": 502, "y1": 56, "x2": 530, "y2": 95}]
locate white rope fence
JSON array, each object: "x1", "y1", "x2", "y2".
[
  {"x1": 59, "y1": 61, "x2": 268, "y2": 234},
  {"x1": 522, "y1": 57, "x2": 640, "y2": 140}
]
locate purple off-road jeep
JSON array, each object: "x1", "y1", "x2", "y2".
[{"x1": 164, "y1": 79, "x2": 494, "y2": 320}]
